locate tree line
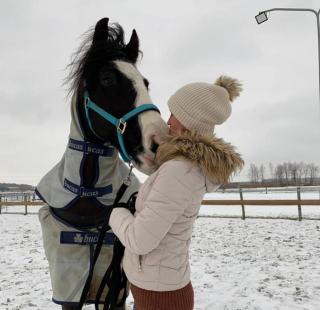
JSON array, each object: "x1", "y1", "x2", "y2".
[
  {"x1": 248, "y1": 162, "x2": 320, "y2": 186},
  {"x1": 0, "y1": 183, "x2": 34, "y2": 192}
]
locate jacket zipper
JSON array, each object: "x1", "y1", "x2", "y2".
[{"x1": 138, "y1": 255, "x2": 142, "y2": 272}]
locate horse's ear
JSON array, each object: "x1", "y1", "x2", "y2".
[
  {"x1": 125, "y1": 29, "x2": 139, "y2": 63},
  {"x1": 93, "y1": 18, "x2": 109, "y2": 42}
]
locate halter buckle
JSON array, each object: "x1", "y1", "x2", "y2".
[{"x1": 117, "y1": 119, "x2": 127, "y2": 134}]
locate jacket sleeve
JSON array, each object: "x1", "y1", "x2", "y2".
[{"x1": 109, "y1": 160, "x2": 195, "y2": 255}]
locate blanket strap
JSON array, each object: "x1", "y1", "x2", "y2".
[
  {"x1": 95, "y1": 191, "x2": 137, "y2": 309},
  {"x1": 78, "y1": 181, "x2": 129, "y2": 309}
]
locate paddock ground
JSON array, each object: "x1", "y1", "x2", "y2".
[{"x1": 0, "y1": 208, "x2": 319, "y2": 309}]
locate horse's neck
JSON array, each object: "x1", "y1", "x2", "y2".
[
  {"x1": 64, "y1": 94, "x2": 118, "y2": 218},
  {"x1": 82, "y1": 154, "x2": 100, "y2": 187},
  {"x1": 76, "y1": 90, "x2": 123, "y2": 182}
]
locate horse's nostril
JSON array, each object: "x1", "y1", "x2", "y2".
[
  {"x1": 151, "y1": 141, "x2": 159, "y2": 153},
  {"x1": 133, "y1": 145, "x2": 144, "y2": 154}
]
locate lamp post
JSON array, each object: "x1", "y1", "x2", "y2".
[{"x1": 255, "y1": 8, "x2": 320, "y2": 106}]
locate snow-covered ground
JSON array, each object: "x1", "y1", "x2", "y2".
[
  {"x1": 192, "y1": 218, "x2": 320, "y2": 310},
  {"x1": 1, "y1": 190, "x2": 320, "y2": 309}
]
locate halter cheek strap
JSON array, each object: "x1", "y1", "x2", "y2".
[{"x1": 83, "y1": 88, "x2": 160, "y2": 162}]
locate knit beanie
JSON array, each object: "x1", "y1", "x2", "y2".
[{"x1": 168, "y1": 76, "x2": 242, "y2": 135}]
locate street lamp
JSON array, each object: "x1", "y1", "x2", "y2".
[{"x1": 256, "y1": 8, "x2": 320, "y2": 107}]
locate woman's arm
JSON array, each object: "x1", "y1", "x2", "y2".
[{"x1": 109, "y1": 160, "x2": 195, "y2": 255}]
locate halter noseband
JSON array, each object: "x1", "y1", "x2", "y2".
[{"x1": 83, "y1": 86, "x2": 160, "y2": 163}]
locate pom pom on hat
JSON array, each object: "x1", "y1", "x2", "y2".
[{"x1": 215, "y1": 75, "x2": 242, "y2": 102}]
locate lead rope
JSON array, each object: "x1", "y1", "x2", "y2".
[
  {"x1": 95, "y1": 191, "x2": 138, "y2": 310},
  {"x1": 78, "y1": 162, "x2": 134, "y2": 310}
]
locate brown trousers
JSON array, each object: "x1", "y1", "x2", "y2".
[{"x1": 130, "y1": 282, "x2": 194, "y2": 310}]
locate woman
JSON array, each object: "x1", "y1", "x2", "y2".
[{"x1": 109, "y1": 76, "x2": 244, "y2": 309}]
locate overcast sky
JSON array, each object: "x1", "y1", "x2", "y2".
[{"x1": 1, "y1": 0, "x2": 320, "y2": 185}]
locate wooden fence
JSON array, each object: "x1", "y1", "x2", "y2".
[
  {"x1": 202, "y1": 199, "x2": 320, "y2": 220},
  {"x1": 1, "y1": 195, "x2": 320, "y2": 220}
]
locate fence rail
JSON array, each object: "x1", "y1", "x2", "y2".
[
  {"x1": 1, "y1": 199, "x2": 320, "y2": 220},
  {"x1": 202, "y1": 199, "x2": 320, "y2": 206},
  {"x1": 202, "y1": 199, "x2": 320, "y2": 220}
]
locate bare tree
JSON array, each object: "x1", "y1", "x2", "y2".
[
  {"x1": 296, "y1": 162, "x2": 305, "y2": 186},
  {"x1": 248, "y1": 161, "x2": 319, "y2": 186},
  {"x1": 283, "y1": 162, "x2": 290, "y2": 186},
  {"x1": 248, "y1": 163, "x2": 259, "y2": 183},
  {"x1": 259, "y1": 164, "x2": 265, "y2": 184},
  {"x1": 288, "y1": 162, "x2": 299, "y2": 185},
  {"x1": 303, "y1": 164, "x2": 310, "y2": 184},
  {"x1": 309, "y1": 163, "x2": 319, "y2": 185},
  {"x1": 268, "y1": 162, "x2": 274, "y2": 182},
  {"x1": 275, "y1": 164, "x2": 285, "y2": 185}
]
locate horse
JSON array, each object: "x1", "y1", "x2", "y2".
[{"x1": 36, "y1": 17, "x2": 168, "y2": 310}]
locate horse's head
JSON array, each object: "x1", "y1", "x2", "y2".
[{"x1": 67, "y1": 18, "x2": 168, "y2": 175}]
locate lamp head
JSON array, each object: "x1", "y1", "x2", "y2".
[{"x1": 255, "y1": 12, "x2": 268, "y2": 24}]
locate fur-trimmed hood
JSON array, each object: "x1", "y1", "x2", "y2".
[{"x1": 155, "y1": 131, "x2": 244, "y2": 190}]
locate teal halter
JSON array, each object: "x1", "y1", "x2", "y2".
[{"x1": 84, "y1": 88, "x2": 160, "y2": 163}]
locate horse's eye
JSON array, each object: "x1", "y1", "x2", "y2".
[
  {"x1": 143, "y1": 78, "x2": 149, "y2": 89},
  {"x1": 100, "y1": 72, "x2": 116, "y2": 87}
]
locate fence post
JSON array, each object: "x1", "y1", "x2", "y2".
[
  {"x1": 297, "y1": 187, "x2": 302, "y2": 221},
  {"x1": 0, "y1": 195, "x2": 2, "y2": 215},
  {"x1": 24, "y1": 194, "x2": 28, "y2": 215},
  {"x1": 239, "y1": 188, "x2": 246, "y2": 220}
]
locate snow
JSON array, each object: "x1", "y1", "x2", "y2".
[
  {"x1": 192, "y1": 218, "x2": 320, "y2": 310},
  {"x1": 1, "y1": 190, "x2": 320, "y2": 309}
]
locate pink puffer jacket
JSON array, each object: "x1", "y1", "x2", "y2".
[{"x1": 109, "y1": 131, "x2": 243, "y2": 291}]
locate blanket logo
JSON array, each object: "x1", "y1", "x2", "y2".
[
  {"x1": 73, "y1": 233, "x2": 84, "y2": 243},
  {"x1": 60, "y1": 231, "x2": 115, "y2": 245}
]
